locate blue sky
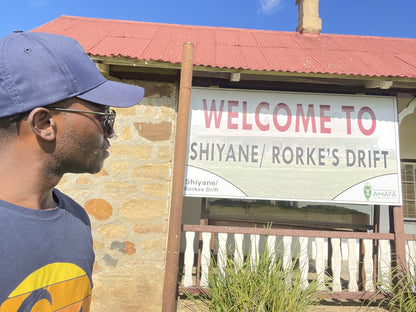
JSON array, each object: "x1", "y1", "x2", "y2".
[{"x1": 0, "y1": 0, "x2": 415, "y2": 39}]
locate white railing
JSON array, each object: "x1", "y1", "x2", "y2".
[{"x1": 180, "y1": 224, "x2": 415, "y2": 299}]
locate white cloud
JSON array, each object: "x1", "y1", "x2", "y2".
[{"x1": 258, "y1": 0, "x2": 283, "y2": 15}]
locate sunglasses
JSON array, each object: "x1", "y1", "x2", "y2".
[
  {"x1": 48, "y1": 107, "x2": 116, "y2": 136},
  {"x1": 9, "y1": 107, "x2": 116, "y2": 136}
]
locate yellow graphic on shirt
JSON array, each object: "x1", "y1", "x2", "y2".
[{"x1": 0, "y1": 263, "x2": 91, "y2": 312}]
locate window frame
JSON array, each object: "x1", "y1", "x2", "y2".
[{"x1": 401, "y1": 160, "x2": 416, "y2": 221}]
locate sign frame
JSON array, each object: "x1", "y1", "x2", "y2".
[{"x1": 184, "y1": 87, "x2": 402, "y2": 206}]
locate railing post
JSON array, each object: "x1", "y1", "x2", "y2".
[
  {"x1": 390, "y1": 206, "x2": 407, "y2": 283},
  {"x1": 373, "y1": 205, "x2": 380, "y2": 289},
  {"x1": 331, "y1": 238, "x2": 342, "y2": 291},
  {"x1": 196, "y1": 198, "x2": 208, "y2": 286}
]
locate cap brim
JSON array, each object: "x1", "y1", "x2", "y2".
[{"x1": 76, "y1": 80, "x2": 144, "y2": 108}]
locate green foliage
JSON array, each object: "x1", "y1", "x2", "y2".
[
  {"x1": 184, "y1": 239, "x2": 323, "y2": 312},
  {"x1": 375, "y1": 262, "x2": 416, "y2": 312}
]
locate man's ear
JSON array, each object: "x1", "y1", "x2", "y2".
[{"x1": 27, "y1": 108, "x2": 56, "y2": 141}]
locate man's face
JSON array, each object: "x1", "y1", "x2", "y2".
[{"x1": 49, "y1": 98, "x2": 113, "y2": 175}]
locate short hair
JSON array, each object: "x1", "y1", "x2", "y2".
[
  {"x1": 0, "y1": 97, "x2": 76, "y2": 146},
  {"x1": 0, "y1": 116, "x2": 18, "y2": 145}
]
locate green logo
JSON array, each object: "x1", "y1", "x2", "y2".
[{"x1": 364, "y1": 183, "x2": 372, "y2": 200}]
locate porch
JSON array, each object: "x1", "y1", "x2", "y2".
[{"x1": 178, "y1": 206, "x2": 415, "y2": 301}]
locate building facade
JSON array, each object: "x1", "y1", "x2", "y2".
[{"x1": 33, "y1": 6, "x2": 416, "y2": 311}]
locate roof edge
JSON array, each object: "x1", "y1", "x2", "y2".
[{"x1": 91, "y1": 55, "x2": 416, "y2": 82}]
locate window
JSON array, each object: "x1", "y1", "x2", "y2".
[
  {"x1": 401, "y1": 163, "x2": 416, "y2": 219},
  {"x1": 206, "y1": 198, "x2": 372, "y2": 231}
]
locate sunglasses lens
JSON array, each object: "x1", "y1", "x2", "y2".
[{"x1": 102, "y1": 110, "x2": 116, "y2": 136}]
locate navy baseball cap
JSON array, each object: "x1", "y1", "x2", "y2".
[{"x1": 0, "y1": 31, "x2": 144, "y2": 118}]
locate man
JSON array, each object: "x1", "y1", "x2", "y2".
[{"x1": 0, "y1": 31, "x2": 144, "y2": 311}]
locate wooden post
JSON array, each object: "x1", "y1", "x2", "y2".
[
  {"x1": 372, "y1": 205, "x2": 380, "y2": 288},
  {"x1": 196, "y1": 198, "x2": 207, "y2": 286},
  {"x1": 390, "y1": 206, "x2": 407, "y2": 284},
  {"x1": 162, "y1": 42, "x2": 194, "y2": 312}
]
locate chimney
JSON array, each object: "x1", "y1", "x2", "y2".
[{"x1": 296, "y1": 0, "x2": 322, "y2": 34}]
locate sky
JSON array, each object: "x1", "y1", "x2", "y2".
[{"x1": 0, "y1": 0, "x2": 415, "y2": 39}]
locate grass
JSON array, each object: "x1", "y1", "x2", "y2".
[
  {"x1": 374, "y1": 261, "x2": 416, "y2": 312},
  {"x1": 184, "y1": 238, "x2": 324, "y2": 312}
]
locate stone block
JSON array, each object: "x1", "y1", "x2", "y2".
[
  {"x1": 93, "y1": 240, "x2": 105, "y2": 250},
  {"x1": 76, "y1": 176, "x2": 92, "y2": 185},
  {"x1": 119, "y1": 199, "x2": 167, "y2": 220},
  {"x1": 124, "y1": 241, "x2": 136, "y2": 255},
  {"x1": 134, "y1": 121, "x2": 172, "y2": 142},
  {"x1": 114, "y1": 106, "x2": 136, "y2": 116},
  {"x1": 133, "y1": 224, "x2": 166, "y2": 234},
  {"x1": 84, "y1": 199, "x2": 113, "y2": 220},
  {"x1": 110, "y1": 241, "x2": 136, "y2": 255},
  {"x1": 142, "y1": 238, "x2": 165, "y2": 256},
  {"x1": 142, "y1": 183, "x2": 169, "y2": 198},
  {"x1": 130, "y1": 164, "x2": 170, "y2": 180},
  {"x1": 104, "y1": 181, "x2": 140, "y2": 198},
  {"x1": 97, "y1": 224, "x2": 128, "y2": 237},
  {"x1": 160, "y1": 105, "x2": 176, "y2": 117},
  {"x1": 109, "y1": 161, "x2": 130, "y2": 175},
  {"x1": 95, "y1": 167, "x2": 109, "y2": 176},
  {"x1": 157, "y1": 146, "x2": 172, "y2": 161},
  {"x1": 109, "y1": 144, "x2": 152, "y2": 160},
  {"x1": 102, "y1": 254, "x2": 118, "y2": 267},
  {"x1": 121, "y1": 126, "x2": 132, "y2": 140}
]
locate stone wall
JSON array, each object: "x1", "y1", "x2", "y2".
[{"x1": 57, "y1": 78, "x2": 177, "y2": 311}]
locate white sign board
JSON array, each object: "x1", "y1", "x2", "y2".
[{"x1": 184, "y1": 87, "x2": 402, "y2": 205}]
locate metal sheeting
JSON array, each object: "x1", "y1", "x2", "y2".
[{"x1": 33, "y1": 15, "x2": 416, "y2": 78}]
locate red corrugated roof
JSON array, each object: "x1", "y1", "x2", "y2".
[{"x1": 32, "y1": 15, "x2": 416, "y2": 79}]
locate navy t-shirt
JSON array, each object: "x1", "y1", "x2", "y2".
[{"x1": 0, "y1": 189, "x2": 94, "y2": 311}]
